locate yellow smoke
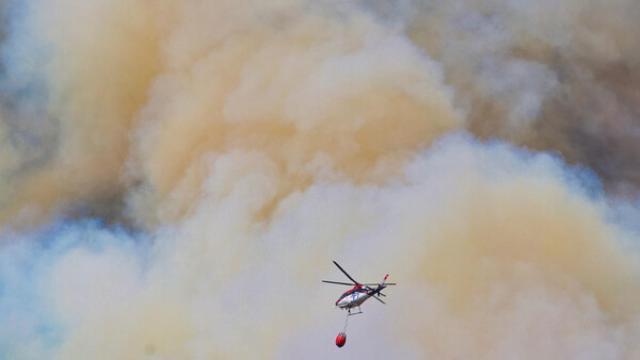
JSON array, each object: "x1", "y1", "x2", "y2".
[
  {"x1": 0, "y1": 0, "x2": 162, "y2": 226},
  {"x1": 0, "y1": 1, "x2": 639, "y2": 359}
]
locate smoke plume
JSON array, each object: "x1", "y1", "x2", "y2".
[{"x1": 0, "y1": 0, "x2": 639, "y2": 359}]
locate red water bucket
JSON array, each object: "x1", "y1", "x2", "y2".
[{"x1": 335, "y1": 332, "x2": 347, "y2": 348}]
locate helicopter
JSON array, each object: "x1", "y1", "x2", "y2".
[{"x1": 322, "y1": 261, "x2": 396, "y2": 316}]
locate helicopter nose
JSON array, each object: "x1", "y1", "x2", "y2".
[{"x1": 337, "y1": 298, "x2": 349, "y2": 308}]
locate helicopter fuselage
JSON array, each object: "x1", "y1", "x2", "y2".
[{"x1": 335, "y1": 284, "x2": 384, "y2": 310}]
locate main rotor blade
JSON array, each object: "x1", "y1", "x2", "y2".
[
  {"x1": 362, "y1": 283, "x2": 397, "y2": 286},
  {"x1": 332, "y1": 261, "x2": 360, "y2": 285},
  {"x1": 322, "y1": 280, "x2": 354, "y2": 286},
  {"x1": 371, "y1": 295, "x2": 386, "y2": 304}
]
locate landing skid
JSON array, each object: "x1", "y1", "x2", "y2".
[{"x1": 347, "y1": 307, "x2": 363, "y2": 316}]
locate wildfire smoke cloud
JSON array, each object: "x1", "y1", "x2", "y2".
[{"x1": 0, "y1": 1, "x2": 639, "y2": 359}]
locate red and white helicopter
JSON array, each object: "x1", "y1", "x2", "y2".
[{"x1": 322, "y1": 260, "x2": 396, "y2": 316}]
